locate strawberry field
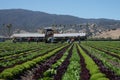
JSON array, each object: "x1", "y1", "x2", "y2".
[{"x1": 0, "y1": 41, "x2": 120, "y2": 80}]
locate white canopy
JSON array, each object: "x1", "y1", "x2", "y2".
[
  {"x1": 11, "y1": 33, "x2": 44, "y2": 38},
  {"x1": 54, "y1": 33, "x2": 86, "y2": 37},
  {"x1": 11, "y1": 33, "x2": 86, "y2": 38}
]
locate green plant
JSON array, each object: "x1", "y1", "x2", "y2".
[
  {"x1": 0, "y1": 45, "x2": 67, "y2": 79},
  {"x1": 96, "y1": 78, "x2": 109, "y2": 80},
  {"x1": 77, "y1": 44, "x2": 108, "y2": 80},
  {"x1": 90, "y1": 73, "x2": 105, "y2": 80},
  {"x1": 62, "y1": 44, "x2": 80, "y2": 80}
]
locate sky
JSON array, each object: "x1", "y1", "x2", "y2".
[{"x1": 0, "y1": 0, "x2": 120, "y2": 20}]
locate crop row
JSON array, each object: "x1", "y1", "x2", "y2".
[
  {"x1": 0, "y1": 44, "x2": 68, "y2": 79},
  {"x1": 39, "y1": 43, "x2": 110, "y2": 80},
  {"x1": 80, "y1": 44, "x2": 120, "y2": 76},
  {"x1": 62, "y1": 44, "x2": 80, "y2": 80},
  {"x1": 39, "y1": 44, "x2": 72, "y2": 80},
  {"x1": 0, "y1": 43, "x2": 63, "y2": 68},
  {"x1": 82, "y1": 41, "x2": 120, "y2": 56},
  {"x1": 0, "y1": 42, "x2": 42, "y2": 57},
  {"x1": 77, "y1": 44, "x2": 109, "y2": 80},
  {"x1": 0, "y1": 41, "x2": 119, "y2": 80},
  {"x1": 0, "y1": 42, "x2": 64, "y2": 58}
]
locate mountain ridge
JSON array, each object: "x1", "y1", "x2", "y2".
[{"x1": 0, "y1": 9, "x2": 120, "y2": 38}]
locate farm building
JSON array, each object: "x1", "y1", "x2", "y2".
[{"x1": 11, "y1": 32, "x2": 86, "y2": 42}]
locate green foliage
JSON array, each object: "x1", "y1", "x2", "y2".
[
  {"x1": 0, "y1": 65, "x2": 25, "y2": 79},
  {"x1": 22, "y1": 62, "x2": 31, "y2": 69},
  {"x1": 87, "y1": 65, "x2": 100, "y2": 75},
  {"x1": 62, "y1": 44, "x2": 80, "y2": 80},
  {"x1": 90, "y1": 73, "x2": 105, "y2": 80},
  {"x1": 116, "y1": 69, "x2": 120, "y2": 75},
  {"x1": 81, "y1": 41, "x2": 120, "y2": 76},
  {"x1": 40, "y1": 45, "x2": 73, "y2": 80},
  {"x1": 39, "y1": 77, "x2": 53, "y2": 80},
  {"x1": 96, "y1": 78, "x2": 109, "y2": 80},
  {"x1": 78, "y1": 45, "x2": 100, "y2": 75},
  {"x1": 11, "y1": 65, "x2": 23, "y2": 75},
  {"x1": 43, "y1": 68, "x2": 56, "y2": 77},
  {"x1": 0, "y1": 42, "x2": 65, "y2": 68},
  {"x1": 0, "y1": 69, "x2": 13, "y2": 79},
  {"x1": 0, "y1": 44, "x2": 67, "y2": 79},
  {"x1": 77, "y1": 45, "x2": 108, "y2": 79}
]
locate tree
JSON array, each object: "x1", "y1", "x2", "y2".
[
  {"x1": 2, "y1": 24, "x2": 10, "y2": 37},
  {"x1": 79, "y1": 24, "x2": 82, "y2": 27},
  {"x1": 6, "y1": 24, "x2": 12, "y2": 38},
  {"x1": 79, "y1": 24, "x2": 83, "y2": 29},
  {"x1": 86, "y1": 23, "x2": 90, "y2": 37},
  {"x1": 118, "y1": 36, "x2": 120, "y2": 40},
  {"x1": 93, "y1": 23, "x2": 96, "y2": 28},
  {"x1": 86, "y1": 23, "x2": 90, "y2": 28}
]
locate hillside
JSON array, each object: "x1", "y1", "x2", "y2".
[
  {"x1": 94, "y1": 28, "x2": 120, "y2": 39},
  {"x1": 0, "y1": 9, "x2": 120, "y2": 38}
]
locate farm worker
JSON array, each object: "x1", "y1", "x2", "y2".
[
  {"x1": 67, "y1": 39, "x2": 70, "y2": 43},
  {"x1": 12, "y1": 37, "x2": 17, "y2": 43},
  {"x1": 36, "y1": 38, "x2": 39, "y2": 44},
  {"x1": 28, "y1": 37, "x2": 32, "y2": 43},
  {"x1": 71, "y1": 38, "x2": 74, "y2": 43}
]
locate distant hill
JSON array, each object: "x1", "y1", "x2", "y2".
[
  {"x1": 0, "y1": 9, "x2": 120, "y2": 38},
  {"x1": 94, "y1": 28, "x2": 120, "y2": 39},
  {"x1": 0, "y1": 9, "x2": 86, "y2": 30}
]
